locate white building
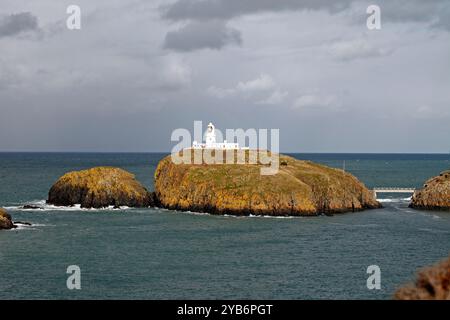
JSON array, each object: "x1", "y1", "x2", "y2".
[{"x1": 192, "y1": 122, "x2": 242, "y2": 150}]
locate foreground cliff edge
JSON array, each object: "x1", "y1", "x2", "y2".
[
  {"x1": 395, "y1": 255, "x2": 450, "y2": 300},
  {"x1": 410, "y1": 170, "x2": 450, "y2": 211},
  {"x1": 47, "y1": 167, "x2": 156, "y2": 208},
  {"x1": 155, "y1": 151, "x2": 381, "y2": 216}
]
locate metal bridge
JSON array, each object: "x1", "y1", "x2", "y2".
[{"x1": 372, "y1": 187, "x2": 416, "y2": 198}]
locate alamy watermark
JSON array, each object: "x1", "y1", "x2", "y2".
[
  {"x1": 66, "y1": 5, "x2": 81, "y2": 30},
  {"x1": 366, "y1": 265, "x2": 381, "y2": 290},
  {"x1": 66, "y1": 265, "x2": 81, "y2": 290},
  {"x1": 367, "y1": 5, "x2": 381, "y2": 30},
  {"x1": 170, "y1": 121, "x2": 280, "y2": 175}
]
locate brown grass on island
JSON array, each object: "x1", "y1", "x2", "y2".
[{"x1": 155, "y1": 151, "x2": 381, "y2": 216}]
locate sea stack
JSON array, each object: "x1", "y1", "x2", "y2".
[
  {"x1": 410, "y1": 170, "x2": 450, "y2": 211},
  {"x1": 154, "y1": 151, "x2": 380, "y2": 216},
  {"x1": 47, "y1": 167, "x2": 156, "y2": 208},
  {"x1": 0, "y1": 208, "x2": 16, "y2": 230}
]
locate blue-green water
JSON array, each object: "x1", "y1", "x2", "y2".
[{"x1": 0, "y1": 153, "x2": 449, "y2": 299}]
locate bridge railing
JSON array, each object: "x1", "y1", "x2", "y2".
[{"x1": 372, "y1": 187, "x2": 416, "y2": 191}]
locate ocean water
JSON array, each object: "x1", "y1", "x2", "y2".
[{"x1": 0, "y1": 152, "x2": 449, "y2": 299}]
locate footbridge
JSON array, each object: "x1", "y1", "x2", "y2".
[{"x1": 372, "y1": 187, "x2": 416, "y2": 199}]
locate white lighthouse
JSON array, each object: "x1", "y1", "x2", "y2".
[
  {"x1": 205, "y1": 122, "x2": 216, "y2": 146},
  {"x1": 192, "y1": 122, "x2": 242, "y2": 150}
]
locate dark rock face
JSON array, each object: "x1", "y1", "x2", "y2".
[
  {"x1": 395, "y1": 256, "x2": 450, "y2": 300},
  {"x1": 47, "y1": 167, "x2": 156, "y2": 209},
  {"x1": 410, "y1": 170, "x2": 450, "y2": 211},
  {"x1": 154, "y1": 152, "x2": 381, "y2": 216},
  {"x1": 0, "y1": 208, "x2": 17, "y2": 230},
  {"x1": 21, "y1": 205, "x2": 42, "y2": 209}
]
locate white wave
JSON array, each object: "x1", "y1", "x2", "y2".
[
  {"x1": 247, "y1": 214, "x2": 295, "y2": 219},
  {"x1": 14, "y1": 224, "x2": 34, "y2": 230},
  {"x1": 5, "y1": 200, "x2": 133, "y2": 212},
  {"x1": 377, "y1": 197, "x2": 411, "y2": 203},
  {"x1": 161, "y1": 208, "x2": 298, "y2": 218}
]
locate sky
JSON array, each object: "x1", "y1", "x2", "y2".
[{"x1": 0, "y1": 0, "x2": 449, "y2": 153}]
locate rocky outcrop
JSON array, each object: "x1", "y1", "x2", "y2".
[
  {"x1": 395, "y1": 256, "x2": 450, "y2": 300},
  {"x1": 154, "y1": 152, "x2": 380, "y2": 216},
  {"x1": 0, "y1": 208, "x2": 16, "y2": 230},
  {"x1": 47, "y1": 167, "x2": 156, "y2": 208},
  {"x1": 410, "y1": 170, "x2": 450, "y2": 211}
]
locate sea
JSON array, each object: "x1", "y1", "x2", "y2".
[{"x1": 0, "y1": 153, "x2": 449, "y2": 299}]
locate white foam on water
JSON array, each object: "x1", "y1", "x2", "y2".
[
  {"x1": 248, "y1": 214, "x2": 295, "y2": 219},
  {"x1": 377, "y1": 197, "x2": 411, "y2": 203},
  {"x1": 5, "y1": 200, "x2": 133, "y2": 212},
  {"x1": 161, "y1": 208, "x2": 298, "y2": 219}
]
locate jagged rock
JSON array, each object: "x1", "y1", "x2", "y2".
[
  {"x1": 21, "y1": 205, "x2": 43, "y2": 209},
  {"x1": 14, "y1": 221, "x2": 32, "y2": 226},
  {"x1": 0, "y1": 208, "x2": 17, "y2": 230},
  {"x1": 154, "y1": 151, "x2": 380, "y2": 216},
  {"x1": 410, "y1": 170, "x2": 450, "y2": 211},
  {"x1": 47, "y1": 167, "x2": 156, "y2": 208},
  {"x1": 395, "y1": 255, "x2": 450, "y2": 300}
]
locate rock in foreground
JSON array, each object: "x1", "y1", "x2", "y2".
[
  {"x1": 48, "y1": 167, "x2": 155, "y2": 208},
  {"x1": 410, "y1": 170, "x2": 450, "y2": 211},
  {"x1": 0, "y1": 208, "x2": 16, "y2": 230},
  {"x1": 155, "y1": 152, "x2": 380, "y2": 216},
  {"x1": 395, "y1": 256, "x2": 450, "y2": 300}
]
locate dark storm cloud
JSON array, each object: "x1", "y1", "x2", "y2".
[
  {"x1": 160, "y1": 0, "x2": 450, "y2": 53},
  {"x1": 164, "y1": 20, "x2": 242, "y2": 51},
  {"x1": 361, "y1": 0, "x2": 450, "y2": 31},
  {"x1": 161, "y1": 0, "x2": 352, "y2": 21},
  {"x1": 0, "y1": 12, "x2": 38, "y2": 38},
  {"x1": 162, "y1": 0, "x2": 450, "y2": 30},
  {"x1": 0, "y1": 0, "x2": 449, "y2": 152}
]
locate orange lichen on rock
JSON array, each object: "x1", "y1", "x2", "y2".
[
  {"x1": 47, "y1": 167, "x2": 155, "y2": 208},
  {"x1": 410, "y1": 170, "x2": 450, "y2": 211},
  {"x1": 395, "y1": 256, "x2": 450, "y2": 300},
  {"x1": 154, "y1": 152, "x2": 380, "y2": 216}
]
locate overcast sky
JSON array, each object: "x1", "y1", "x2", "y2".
[{"x1": 1, "y1": 0, "x2": 449, "y2": 152}]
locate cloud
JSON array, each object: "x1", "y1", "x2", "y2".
[
  {"x1": 329, "y1": 39, "x2": 394, "y2": 61},
  {"x1": 0, "y1": 12, "x2": 38, "y2": 38},
  {"x1": 207, "y1": 86, "x2": 236, "y2": 98},
  {"x1": 207, "y1": 73, "x2": 276, "y2": 98},
  {"x1": 159, "y1": 57, "x2": 192, "y2": 89},
  {"x1": 413, "y1": 104, "x2": 450, "y2": 119},
  {"x1": 161, "y1": 0, "x2": 353, "y2": 21},
  {"x1": 257, "y1": 89, "x2": 289, "y2": 105},
  {"x1": 236, "y1": 73, "x2": 275, "y2": 92},
  {"x1": 164, "y1": 20, "x2": 241, "y2": 52},
  {"x1": 208, "y1": 74, "x2": 288, "y2": 105},
  {"x1": 160, "y1": 0, "x2": 353, "y2": 52},
  {"x1": 162, "y1": 0, "x2": 450, "y2": 30},
  {"x1": 293, "y1": 94, "x2": 340, "y2": 110}
]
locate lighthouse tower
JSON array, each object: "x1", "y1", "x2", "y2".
[
  {"x1": 191, "y1": 122, "x2": 243, "y2": 150},
  {"x1": 205, "y1": 122, "x2": 216, "y2": 147}
]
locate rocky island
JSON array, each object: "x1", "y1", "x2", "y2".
[
  {"x1": 410, "y1": 170, "x2": 450, "y2": 211},
  {"x1": 154, "y1": 152, "x2": 380, "y2": 216},
  {"x1": 47, "y1": 167, "x2": 156, "y2": 208},
  {"x1": 0, "y1": 208, "x2": 16, "y2": 230}
]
